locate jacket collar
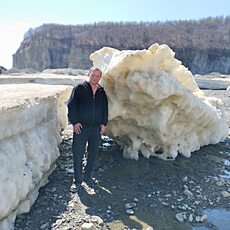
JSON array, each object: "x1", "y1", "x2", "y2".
[{"x1": 85, "y1": 80, "x2": 103, "y2": 90}]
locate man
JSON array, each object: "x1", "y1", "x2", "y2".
[{"x1": 67, "y1": 67, "x2": 108, "y2": 190}]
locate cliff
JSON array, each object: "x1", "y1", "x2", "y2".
[
  {"x1": 174, "y1": 47, "x2": 230, "y2": 74},
  {"x1": 13, "y1": 17, "x2": 230, "y2": 74}
]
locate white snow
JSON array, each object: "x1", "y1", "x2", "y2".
[
  {"x1": 0, "y1": 72, "x2": 87, "y2": 86},
  {"x1": 90, "y1": 43, "x2": 229, "y2": 160},
  {"x1": 194, "y1": 73, "x2": 230, "y2": 89},
  {"x1": 0, "y1": 84, "x2": 72, "y2": 230}
]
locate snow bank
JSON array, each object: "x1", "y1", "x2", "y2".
[
  {"x1": 90, "y1": 43, "x2": 228, "y2": 160},
  {"x1": 0, "y1": 72, "x2": 87, "y2": 86},
  {"x1": 0, "y1": 84, "x2": 72, "y2": 230},
  {"x1": 194, "y1": 73, "x2": 230, "y2": 89}
]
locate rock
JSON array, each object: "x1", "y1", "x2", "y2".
[
  {"x1": 178, "y1": 205, "x2": 187, "y2": 211},
  {"x1": 183, "y1": 189, "x2": 193, "y2": 198},
  {"x1": 0, "y1": 65, "x2": 7, "y2": 74},
  {"x1": 165, "y1": 194, "x2": 171, "y2": 198},
  {"x1": 216, "y1": 181, "x2": 225, "y2": 186},
  {"x1": 189, "y1": 214, "x2": 193, "y2": 222},
  {"x1": 162, "y1": 202, "x2": 169, "y2": 206},
  {"x1": 126, "y1": 209, "x2": 135, "y2": 215},
  {"x1": 222, "y1": 191, "x2": 230, "y2": 198},
  {"x1": 175, "y1": 213, "x2": 186, "y2": 223},
  {"x1": 13, "y1": 24, "x2": 230, "y2": 75},
  {"x1": 40, "y1": 223, "x2": 49, "y2": 229},
  {"x1": 13, "y1": 26, "x2": 94, "y2": 71},
  {"x1": 106, "y1": 210, "x2": 112, "y2": 214},
  {"x1": 200, "y1": 214, "x2": 208, "y2": 222},
  {"x1": 98, "y1": 168, "x2": 104, "y2": 173},
  {"x1": 182, "y1": 176, "x2": 188, "y2": 182},
  {"x1": 146, "y1": 227, "x2": 154, "y2": 230},
  {"x1": 183, "y1": 185, "x2": 189, "y2": 190},
  {"x1": 91, "y1": 215, "x2": 104, "y2": 226},
  {"x1": 177, "y1": 197, "x2": 184, "y2": 202},
  {"x1": 81, "y1": 222, "x2": 94, "y2": 230},
  {"x1": 125, "y1": 203, "x2": 137, "y2": 209}
]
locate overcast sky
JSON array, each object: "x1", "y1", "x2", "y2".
[{"x1": 1, "y1": 0, "x2": 229, "y2": 68}]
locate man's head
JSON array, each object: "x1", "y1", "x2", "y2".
[{"x1": 88, "y1": 67, "x2": 102, "y2": 86}]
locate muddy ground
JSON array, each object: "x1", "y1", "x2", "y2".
[{"x1": 14, "y1": 90, "x2": 230, "y2": 230}]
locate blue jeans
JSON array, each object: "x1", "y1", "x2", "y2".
[{"x1": 72, "y1": 125, "x2": 101, "y2": 184}]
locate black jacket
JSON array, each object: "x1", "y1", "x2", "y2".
[{"x1": 67, "y1": 81, "x2": 108, "y2": 126}]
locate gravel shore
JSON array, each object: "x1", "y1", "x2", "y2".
[{"x1": 14, "y1": 90, "x2": 230, "y2": 230}]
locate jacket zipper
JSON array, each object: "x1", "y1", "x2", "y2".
[{"x1": 92, "y1": 93, "x2": 95, "y2": 123}]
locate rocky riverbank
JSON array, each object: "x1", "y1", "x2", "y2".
[{"x1": 14, "y1": 90, "x2": 230, "y2": 230}]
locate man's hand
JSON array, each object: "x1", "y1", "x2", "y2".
[
  {"x1": 73, "y1": 123, "x2": 82, "y2": 134},
  {"x1": 100, "y1": 124, "x2": 106, "y2": 135}
]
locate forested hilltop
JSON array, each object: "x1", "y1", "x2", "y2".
[{"x1": 13, "y1": 16, "x2": 230, "y2": 74}]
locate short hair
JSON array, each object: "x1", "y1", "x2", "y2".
[{"x1": 89, "y1": 67, "x2": 102, "y2": 77}]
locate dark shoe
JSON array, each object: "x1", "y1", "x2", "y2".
[
  {"x1": 70, "y1": 182, "x2": 83, "y2": 193},
  {"x1": 76, "y1": 183, "x2": 83, "y2": 191},
  {"x1": 84, "y1": 177, "x2": 98, "y2": 187}
]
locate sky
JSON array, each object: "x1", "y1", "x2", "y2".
[{"x1": 1, "y1": 0, "x2": 229, "y2": 69}]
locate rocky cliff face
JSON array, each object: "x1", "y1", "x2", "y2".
[
  {"x1": 68, "y1": 45, "x2": 98, "y2": 69},
  {"x1": 13, "y1": 23, "x2": 230, "y2": 74},
  {"x1": 175, "y1": 48, "x2": 230, "y2": 74},
  {"x1": 191, "y1": 51, "x2": 230, "y2": 74},
  {"x1": 13, "y1": 39, "x2": 100, "y2": 71},
  {"x1": 13, "y1": 37, "x2": 73, "y2": 71}
]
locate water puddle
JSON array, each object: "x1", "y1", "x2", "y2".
[
  {"x1": 220, "y1": 159, "x2": 230, "y2": 179},
  {"x1": 202, "y1": 209, "x2": 230, "y2": 229},
  {"x1": 221, "y1": 169, "x2": 230, "y2": 179},
  {"x1": 108, "y1": 206, "x2": 192, "y2": 230},
  {"x1": 192, "y1": 227, "x2": 209, "y2": 230},
  {"x1": 108, "y1": 208, "x2": 230, "y2": 230}
]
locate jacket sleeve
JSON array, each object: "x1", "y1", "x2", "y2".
[
  {"x1": 67, "y1": 86, "x2": 80, "y2": 125},
  {"x1": 101, "y1": 91, "x2": 108, "y2": 126}
]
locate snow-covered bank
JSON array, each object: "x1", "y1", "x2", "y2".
[
  {"x1": 0, "y1": 73, "x2": 87, "y2": 86},
  {"x1": 194, "y1": 73, "x2": 230, "y2": 90},
  {"x1": 0, "y1": 84, "x2": 72, "y2": 230}
]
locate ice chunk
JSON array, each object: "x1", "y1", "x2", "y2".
[
  {"x1": 90, "y1": 44, "x2": 228, "y2": 160},
  {"x1": 0, "y1": 84, "x2": 72, "y2": 230}
]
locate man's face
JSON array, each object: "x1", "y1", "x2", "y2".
[{"x1": 89, "y1": 69, "x2": 101, "y2": 85}]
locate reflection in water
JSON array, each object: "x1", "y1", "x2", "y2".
[
  {"x1": 220, "y1": 159, "x2": 230, "y2": 179},
  {"x1": 204, "y1": 209, "x2": 230, "y2": 229},
  {"x1": 221, "y1": 170, "x2": 230, "y2": 179},
  {"x1": 108, "y1": 205, "x2": 193, "y2": 230},
  {"x1": 192, "y1": 227, "x2": 209, "y2": 230}
]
